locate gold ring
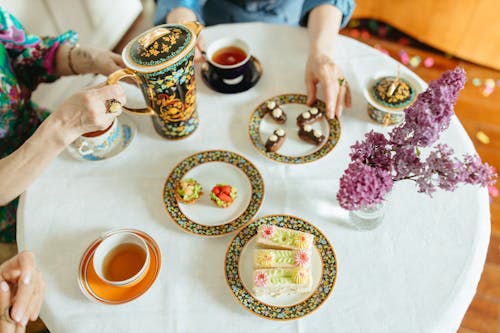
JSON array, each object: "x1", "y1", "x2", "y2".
[
  {"x1": 105, "y1": 99, "x2": 122, "y2": 114},
  {"x1": 1, "y1": 306, "x2": 16, "y2": 325},
  {"x1": 338, "y1": 77, "x2": 346, "y2": 87}
]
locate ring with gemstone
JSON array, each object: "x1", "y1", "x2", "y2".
[{"x1": 105, "y1": 99, "x2": 122, "y2": 114}]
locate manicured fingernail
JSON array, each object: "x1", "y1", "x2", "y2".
[
  {"x1": 23, "y1": 273, "x2": 31, "y2": 285},
  {"x1": 22, "y1": 315, "x2": 29, "y2": 326},
  {"x1": 0, "y1": 281, "x2": 8, "y2": 292}
]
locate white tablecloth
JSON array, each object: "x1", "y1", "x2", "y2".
[{"x1": 18, "y1": 23, "x2": 490, "y2": 333}]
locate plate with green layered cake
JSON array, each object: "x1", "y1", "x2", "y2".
[{"x1": 224, "y1": 215, "x2": 337, "y2": 320}]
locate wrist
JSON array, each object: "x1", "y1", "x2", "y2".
[
  {"x1": 70, "y1": 46, "x2": 97, "y2": 75},
  {"x1": 167, "y1": 7, "x2": 197, "y2": 23},
  {"x1": 45, "y1": 112, "x2": 80, "y2": 147}
]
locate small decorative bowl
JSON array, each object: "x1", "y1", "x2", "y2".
[{"x1": 364, "y1": 75, "x2": 419, "y2": 126}]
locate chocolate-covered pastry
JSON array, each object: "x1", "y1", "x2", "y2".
[
  {"x1": 296, "y1": 107, "x2": 323, "y2": 126},
  {"x1": 266, "y1": 100, "x2": 278, "y2": 111},
  {"x1": 298, "y1": 124, "x2": 325, "y2": 145},
  {"x1": 268, "y1": 106, "x2": 287, "y2": 124},
  {"x1": 265, "y1": 128, "x2": 286, "y2": 152}
]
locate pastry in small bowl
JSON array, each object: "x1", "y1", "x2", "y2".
[
  {"x1": 175, "y1": 178, "x2": 203, "y2": 204},
  {"x1": 366, "y1": 75, "x2": 418, "y2": 125},
  {"x1": 210, "y1": 184, "x2": 237, "y2": 208}
]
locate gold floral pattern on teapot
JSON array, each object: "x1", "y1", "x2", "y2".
[{"x1": 107, "y1": 22, "x2": 203, "y2": 140}]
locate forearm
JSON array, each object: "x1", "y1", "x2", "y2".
[
  {"x1": 0, "y1": 116, "x2": 75, "y2": 205},
  {"x1": 307, "y1": 4, "x2": 342, "y2": 53}
]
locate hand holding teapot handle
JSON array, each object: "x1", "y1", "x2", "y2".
[{"x1": 107, "y1": 69, "x2": 155, "y2": 115}]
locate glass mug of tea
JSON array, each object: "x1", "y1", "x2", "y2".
[
  {"x1": 204, "y1": 38, "x2": 251, "y2": 85},
  {"x1": 72, "y1": 120, "x2": 118, "y2": 156},
  {"x1": 93, "y1": 231, "x2": 150, "y2": 287}
]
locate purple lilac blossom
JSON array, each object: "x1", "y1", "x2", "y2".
[
  {"x1": 337, "y1": 67, "x2": 497, "y2": 210},
  {"x1": 337, "y1": 161, "x2": 393, "y2": 211}
]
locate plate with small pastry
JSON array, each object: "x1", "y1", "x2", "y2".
[
  {"x1": 248, "y1": 94, "x2": 341, "y2": 164},
  {"x1": 163, "y1": 150, "x2": 264, "y2": 236},
  {"x1": 224, "y1": 215, "x2": 337, "y2": 320}
]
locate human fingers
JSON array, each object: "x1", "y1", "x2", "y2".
[
  {"x1": 25, "y1": 270, "x2": 44, "y2": 322},
  {"x1": 335, "y1": 84, "x2": 345, "y2": 117},
  {"x1": 90, "y1": 84, "x2": 127, "y2": 107},
  {"x1": 0, "y1": 280, "x2": 19, "y2": 333},
  {"x1": 7, "y1": 252, "x2": 36, "y2": 327},
  {"x1": 319, "y1": 72, "x2": 338, "y2": 120},
  {"x1": 194, "y1": 36, "x2": 206, "y2": 64},
  {"x1": 344, "y1": 82, "x2": 352, "y2": 108},
  {"x1": 305, "y1": 71, "x2": 318, "y2": 107}
]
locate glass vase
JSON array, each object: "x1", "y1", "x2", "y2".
[{"x1": 349, "y1": 201, "x2": 385, "y2": 230}]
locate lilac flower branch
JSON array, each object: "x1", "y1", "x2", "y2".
[{"x1": 337, "y1": 67, "x2": 497, "y2": 211}]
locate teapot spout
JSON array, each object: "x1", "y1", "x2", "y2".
[{"x1": 183, "y1": 21, "x2": 204, "y2": 37}]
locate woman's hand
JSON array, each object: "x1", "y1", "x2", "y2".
[
  {"x1": 305, "y1": 4, "x2": 351, "y2": 119},
  {"x1": 50, "y1": 83, "x2": 126, "y2": 144},
  {"x1": 305, "y1": 48, "x2": 351, "y2": 119},
  {"x1": 166, "y1": 7, "x2": 205, "y2": 64},
  {"x1": 0, "y1": 252, "x2": 45, "y2": 331},
  {"x1": 85, "y1": 48, "x2": 125, "y2": 76}
]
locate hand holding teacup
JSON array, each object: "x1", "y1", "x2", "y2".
[{"x1": 48, "y1": 83, "x2": 125, "y2": 156}]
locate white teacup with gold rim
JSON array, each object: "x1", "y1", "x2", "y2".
[
  {"x1": 92, "y1": 231, "x2": 150, "y2": 287},
  {"x1": 72, "y1": 119, "x2": 118, "y2": 157}
]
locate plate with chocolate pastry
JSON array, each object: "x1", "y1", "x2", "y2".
[
  {"x1": 225, "y1": 215, "x2": 337, "y2": 320},
  {"x1": 163, "y1": 150, "x2": 264, "y2": 236},
  {"x1": 248, "y1": 94, "x2": 341, "y2": 164}
]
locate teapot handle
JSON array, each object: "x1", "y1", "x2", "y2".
[
  {"x1": 183, "y1": 21, "x2": 204, "y2": 37},
  {"x1": 107, "y1": 69, "x2": 155, "y2": 116}
]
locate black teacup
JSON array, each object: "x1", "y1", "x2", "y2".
[{"x1": 205, "y1": 38, "x2": 251, "y2": 85}]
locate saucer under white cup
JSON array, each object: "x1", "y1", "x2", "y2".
[{"x1": 67, "y1": 114, "x2": 136, "y2": 161}]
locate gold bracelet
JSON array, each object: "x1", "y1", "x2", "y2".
[{"x1": 68, "y1": 44, "x2": 79, "y2": 75}]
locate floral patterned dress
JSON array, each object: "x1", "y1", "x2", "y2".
[{"x1": 0, "y1": 6, "x2": 77, "y2": 242}]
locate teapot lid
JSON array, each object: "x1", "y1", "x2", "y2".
[{"x1": 123, "y1": 24, "x2": 197, "y2": 73}]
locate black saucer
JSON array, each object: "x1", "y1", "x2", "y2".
[{"x1": 201, "y1": 56, "x2": 263, "y2": 94}]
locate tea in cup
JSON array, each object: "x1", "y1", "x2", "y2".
[
  {"x1": 72, "y1": 120, "x2": 118, "y2": 156},
  {"x1": 93, "y1": 231, "x2": 150, "y2": 287},
  {"x1": 205, "y1": 38, "x2": 251, "y2": 85}
]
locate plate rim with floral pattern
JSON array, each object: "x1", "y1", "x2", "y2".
[
  {"x1": 224, "y1": 214, "x2": 338, "y2": 320},
  {"x1": 162, "y1": 150, "x2": 265, "y2": 236},
  {"x1": 248, "y1": 93, "x2": 342, "y2": 164}
]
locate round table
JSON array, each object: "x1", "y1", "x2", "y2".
[{"x1": 18, "y1": 23, "x2": 490, "y2": 333}]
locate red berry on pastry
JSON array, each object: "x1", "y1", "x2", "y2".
[{"x1": 210, "y1": 184, "x2": 237, "y2": 208}]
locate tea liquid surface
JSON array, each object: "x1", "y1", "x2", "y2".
[
  {"x1": 212, "y1": 46, "x2": 247, "y2": 66},
  {"x1": 102, "y1": 242, "x2": 146, "y2": 281}
]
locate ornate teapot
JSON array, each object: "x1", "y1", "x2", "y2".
[{"x1": 108, "y1": 22, "x2": 203, "y2": 139}]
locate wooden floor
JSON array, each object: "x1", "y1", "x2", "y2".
[{"x1": 340, "y1": 31, "x2": 500, "y2": 333}]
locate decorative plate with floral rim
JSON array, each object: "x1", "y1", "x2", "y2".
[
  {"x1": 163, "y1": 150, "x2": 264, "y2": 236},
  {"x1": 225, "y1": 215, "x2": 337, "y2": 320},
  {"x1": 248, "y1": 94, "x2": 341, "y2": 164}
]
